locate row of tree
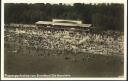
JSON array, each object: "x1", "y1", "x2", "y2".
[{"x1": 4, "y1": 3, "x2": 124, "y2": 31}]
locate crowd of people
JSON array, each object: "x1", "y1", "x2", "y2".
[{"x1": 4, "y1": 26, "x2": 124, "y2": 56}]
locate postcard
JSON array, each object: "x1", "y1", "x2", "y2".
[{"x1": 1, "y1": 0, "x2": 127, "y2": 80}]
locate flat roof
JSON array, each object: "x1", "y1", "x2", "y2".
[
  {"x1": 52, "y1": 19, "x2": 82, "y2": 24},
  {"x1": 35, "y1": 20, "x2": 92, "y2": 27},
  {"x1": 35, "y1": 21, "x2": 52, "y2": 24}
]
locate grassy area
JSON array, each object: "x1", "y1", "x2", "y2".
[{"x1": 4, "y1": 44, "x2": 124, "y2": 77}]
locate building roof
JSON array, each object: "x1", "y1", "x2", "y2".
[
  {"x1": 35, "y1": 21, "x2": 52, "y2": 25},
  {"x1": 53, "y1": 23, "x2": 79, "y2": 27},
  {"x1": 35, "y1": 19, "x2": 92, "y2": 27},
  {"x1": 52, "y1": 19, "x2": 82, "y2": 24}
]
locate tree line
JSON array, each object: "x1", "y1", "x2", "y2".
[{"x1": 4, "y1": 3, "x2": 124, "y2": 31}]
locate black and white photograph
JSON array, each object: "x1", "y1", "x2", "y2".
[{"x1": 1, "y1": 0, "x2": 127, "y2": 80}]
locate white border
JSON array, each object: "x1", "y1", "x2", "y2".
[
  {"x1": 3, "y1": 0, "x2": 125, "y2": 4},
  {"x1": 1, "y1": 0, "x2": 127, "y2": 80}
]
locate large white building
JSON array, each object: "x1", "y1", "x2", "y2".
[{"x1": 35, "y1": 19, "x2": 92, "y2": 28}]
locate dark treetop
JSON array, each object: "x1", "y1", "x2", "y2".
[{"x1": 4, "y1": 3, "x2": 124, "y2": 31}]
